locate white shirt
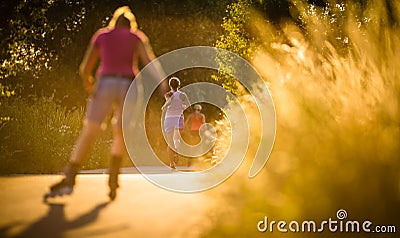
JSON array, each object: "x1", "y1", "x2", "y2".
[{"x1": 164, "y1": 91, "x2": 190, "y2": 118}]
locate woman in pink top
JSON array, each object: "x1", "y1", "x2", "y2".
[{"x1": 45, "y1": 6, "x2": 165, "y2": 201}]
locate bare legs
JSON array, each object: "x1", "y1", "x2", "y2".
[
  {"x1": 46, "y1": 119, "x2": 127, "y2": 200},
  {"x1": 70, "y1": 118, "x2": 127, "y2": 161},
  {"x1": 166, "y1": 131, "x2": 175, "y2": 169},
  {"x1": 108, "y1": 122, "x2": 126, "y2": 200},
  {"x1": 166, "y1": 129, "x2": 183, "y2": 170},
  {"x1": 70, "y1": 121, "x2": 102, "y2": 164},
  {"x1": 110, "y1": 121, "x2": 127, "y2": 157},
  {"x1": 44, "y1": 121, "x2": 102, "y2": 200}
]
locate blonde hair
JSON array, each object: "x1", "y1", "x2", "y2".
[
  {"x1": 108, "y1": 6, "x2": 138, "y2": 31},
  {"x1": 194, "y1": 104, "x2": 202, "y2": 110}
]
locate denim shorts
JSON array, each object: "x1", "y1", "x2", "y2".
[
  {"x1": 86, "y1": 76, "x2": 132, "y2": 127},
  {"x1": 163, "y1": 116, "x2": 184, "y2": 133}
]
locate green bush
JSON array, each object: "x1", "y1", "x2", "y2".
[{"x1": 0, "y1": 95, "x2": 113, "y2": 174}]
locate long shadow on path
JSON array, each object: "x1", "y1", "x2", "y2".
[{"x1": 1, "y1": 201, "x2": 113, "y2": 238}]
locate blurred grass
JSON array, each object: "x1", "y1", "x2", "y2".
[
  {"x1": 0, "y1": 95, "x2": 117, "y2": 174},
  {"x1": 203, "y1": 0, "x2": 400, "y2": 237}
]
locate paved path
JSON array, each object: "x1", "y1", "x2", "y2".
[{"x1": 0, "y1": 169, "x2": 219, "y2": 238}]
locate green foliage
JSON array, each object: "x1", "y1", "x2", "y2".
[
  {"x1": 1, "y1": 0, "x2": 94, "y2": 109},
  {"x1": 213, "y1": 0, "x2": 259, "y2": 94},
  {"x1": 0, "y1": 83, "x2": 15, "y2": 128},
  {"x1": 0, "y1": 95, "x2": 113, "y2": 174},
  {"x1": 1, "y1": 0, "x2": 82, "y2": 81},
  {"x1": 0, "y1": 83, "x2": 15, "y2": 98}
]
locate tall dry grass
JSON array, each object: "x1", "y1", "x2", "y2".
[{"x1": 204, "y1": 1, "x2": 400, "y2": 237}]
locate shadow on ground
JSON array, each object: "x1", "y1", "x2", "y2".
[{"x1": 0, "y1": 201, "x2": 119, "y2": 238}]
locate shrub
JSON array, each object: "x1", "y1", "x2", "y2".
[{"x1": 0, "y1": 95, "x2": 113, "y2": 174}]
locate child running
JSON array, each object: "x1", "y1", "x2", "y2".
[{"x1": 162, "y1": 77, "x2": 190, "y2": 170}]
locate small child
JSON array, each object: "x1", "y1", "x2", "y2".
[{"x1": 162, "y1": 77, "x2": 190, "y2": 170}]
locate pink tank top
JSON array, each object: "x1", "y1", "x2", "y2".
[{"x1": 92, "y1": 27, "x2": 139, "y2": 77}]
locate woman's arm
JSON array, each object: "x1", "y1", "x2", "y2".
[
  {"x1": 136, "y1": 39, "x2": 168, "y2": 94},
  {"x1": 161, "y1": 95, "x2": 172, "y2": 112},
  {"x1": 180, "y1": 93, "x2": 191, "y2": 110},
  {"x1": 135, "y1": 29, "x2": 156, "y2": 61},
  {"x1": 79, "y1": 42, "x2": 99, "y2": 92}
]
